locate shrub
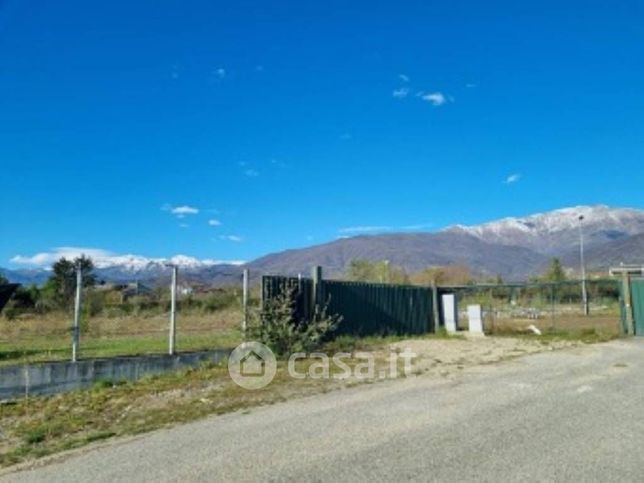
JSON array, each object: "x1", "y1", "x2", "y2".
[
  {"x1": 248, "y1": 287, "x2": 341, "y2": 356},
  {"x1": 2, "y1": 306, "x2": 18, "y2": 321},
  {"x1": 203, "y1": 290, "x2": 238, "y2": 313}
]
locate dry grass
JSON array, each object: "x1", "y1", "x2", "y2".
[
  {"x1": 485, "y1": 315, "x2": 622, "y2": 340},
  {"x1": 0, "y1": 309, "x2": 242, "y2": 365},
  {"x1": 0, "y1": 334, "x2": 593, "y2": 469}
]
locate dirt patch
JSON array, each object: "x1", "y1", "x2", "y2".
[{"x1": 384, "y1": 336, "x2": 578, "y2": 375}]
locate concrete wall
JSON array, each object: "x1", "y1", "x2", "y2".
[{"x1": 0, "y1": 349, "x2": 230, "y2": 401}]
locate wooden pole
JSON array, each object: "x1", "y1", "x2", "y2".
[
  {"x1": 431, "y1": 283, "x2": 440, "y2": 333},
  {"x1": 311, "y1": 266, "x2": 323, "y2": 318}
]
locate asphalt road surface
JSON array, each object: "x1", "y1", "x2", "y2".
[{"x1": 4, "y1": 339, "x2": 644, "y2": 482}]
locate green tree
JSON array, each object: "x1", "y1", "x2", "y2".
[
  {"x1": 543, "y1": 258, "x2": 567, "y2": 282},
  {"x1": 48, "y1": 256, "x2": 96, "y2": 308},
  {"x1": 409, "y1": 265, "x2": 472, "y2": 286},
  {"x1": 346, "y1": 259, "x2": 378, "y2": 282},
  {"x1": 346, "y1": 259, "x2": 408, "y2": 284},
  {"x1": 9, "y1": 285, "x2": 39, "y2": 309},
  {"x1": 0, "y1": 274, "x2": 8, "y2": 285}
]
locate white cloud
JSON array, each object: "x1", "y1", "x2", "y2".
[
  {"x1": 392, "y1": 87, "x2": 410, "y2": 99},
  {"x1": 10, "y1": 247, "x2": 113, "y2": 267},
  {"x1": 238, "y1": 161, "x2": 260, "y2": 177},
  {"x1": 10, "y1": 247, "x2": 244, "y2": 269},
  {"x1": 504, "y1": 173, "x2": 522, "y2": 184},
  {"x1": 208, "y1": 219, "x2": 222, "y2": 226},
  {"x1": 338, "y1": 222, "x2": 434, "y2": 235},
  {"x1": 162, "y1": 204, "x2": 199, "y2": 218},
  {"x1": 244, "y1": 169, "x2": 259, "y2": 177},
  {"x1": 401, "y1": 222, "x2": 434, "y2": 230},
  {"x1": 172, "y1": 206, "x2": 198, "y2": 216},
  {"x1": 219, "y1": 235, "x2": 243, "y2": 242},
  {"x1": 398, "y1": 74, "x2": 410, "y2": 82},
  {"x1": 339, "y1": 226, "x2": 393, "y2": 234},
  {"x1": 421, "y1": 92, "x2": 448, "y2": 106},
  {"x1": 179, "y1": 223, "x2": 189, "y2": 228}
]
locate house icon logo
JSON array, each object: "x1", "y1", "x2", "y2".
[
  {"x1": 240, "y1": 350, "x2": 265, "y2": 376},
  {"x1": 228, "y1": 341, "x2": 276, "y2": 389}
]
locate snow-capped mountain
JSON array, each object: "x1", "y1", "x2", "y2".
[
  {"x1": 3, "y1": 249, "x2": 245, "y2": 285},
  {"x1": 5, "y1": 205, "x2": 644, "y2": 285},
  {"x1": 444, "y1": 205, "x2": 644, "y2": 254},
  {"x1": 90, "y1": 254, "x2": 243, "y2": 272}
]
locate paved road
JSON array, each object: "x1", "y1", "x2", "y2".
[{"x1": 4, "y1": 339, "x2": 644, "y2": 482}]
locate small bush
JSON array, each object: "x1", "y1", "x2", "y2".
[
  {"x1": 2, "y1": 306, "x2": 18, "y2": 321},
  {"x1": 249, "y1": 287, "x2": 341, "y2": 356},
  {"x1": 23, "y1": 428, "x2": 46, "y2": 445}
]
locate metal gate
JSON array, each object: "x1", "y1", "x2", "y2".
[{"x1": 631, "y1": 279, "x2": 644, "y2": 336}]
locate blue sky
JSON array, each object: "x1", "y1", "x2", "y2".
[{"x1": 1, "y1": 0, "x2": 643, "y2": 267}]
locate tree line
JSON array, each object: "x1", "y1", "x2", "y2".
[{"x1": 1, "y1": 256, "x2": 96, "y2": 315}]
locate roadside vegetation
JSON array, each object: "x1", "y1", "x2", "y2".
[
  {"x1": 0, "y1": 331, "x2": 585, "y2": 469},
  {"x1": 0, "y1": 256, "x2": 247, "y2": 365},
  {"x1": 1, "y1": 256, "x2": 624, "y2": 366},
  {"x1": 0, "y1": 266, "x2": 624, "y2": 469}
]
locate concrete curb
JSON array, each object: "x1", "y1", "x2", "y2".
[{"x1": 0, "y1": 348, "x2": 231, "y2": 401}]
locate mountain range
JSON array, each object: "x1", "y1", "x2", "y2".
[{"x1": 3, "y1": 205, "x2": 644, "y2": 286}]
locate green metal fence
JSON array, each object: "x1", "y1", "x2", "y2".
[
  {"x1": 262, "y1": 276, "x2": 314, "y2": 321},
  {"x1": 262, "y1": 276, "x2": 434, "y2": 336},
  {"x1": 262, "y1": 273, "x2": 623, "y2": 337}
]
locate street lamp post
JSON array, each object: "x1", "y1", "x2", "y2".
[{"x1": 578, "y1": 215, "x2": 589, "y2": 316}]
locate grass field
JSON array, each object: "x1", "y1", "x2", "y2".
[
  {"x1": 487, "y1": 314, "x2": 622, "y2": 336},
  {"x1": 0, "y1": 308, "x2": 243, "y2": 366},
  {"x1": 0, "y1": 301, "x2": 624, "y2": 366},
  {"x1": 462, "y1": 299, "x2": 624, "y2": 338}
]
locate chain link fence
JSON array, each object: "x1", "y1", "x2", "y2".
[
  {"x1": 0, "y1": 281, "x2": 250, "y2": 366},
  {"x1": 444, "y1": 279, "x2": 622, "y2": 336}
]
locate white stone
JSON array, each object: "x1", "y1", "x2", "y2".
[
  {"x1": 467, "y1": 304, "x2": 485, "y2": 336},
  {"x1": 442, "y1": 294, "x2": 458, "y2": 334}
]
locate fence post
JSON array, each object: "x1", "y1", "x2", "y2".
[
  {"x1": 311, "y1": 266, "x2": 323, "y2": 317},
  {"x1": 72, "y1": 263, "x2": 82, "y2": 362},
  {"x1": 431, "y1": 283, "x2": 439, "y2": 333},
  {"x1": 169, "y1": 265, "x2": 178, "y2": 355},
  {"x1": 242, "y1": 269, "x2": 249, "y2": 336},
  {"x1": 622, "y1": 272, "x2": 634, "y2": 335},
  {"x1": 550, "y1": 284, "x2": 556, "y2": 332}
]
